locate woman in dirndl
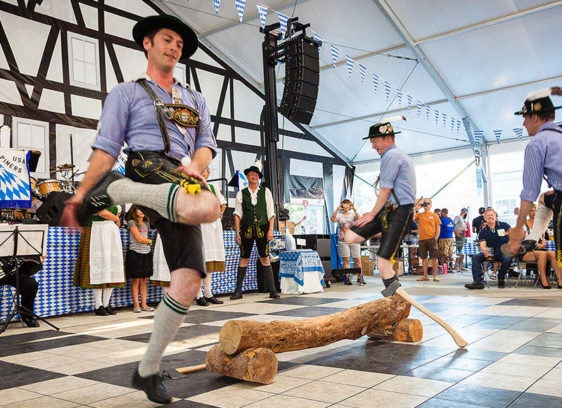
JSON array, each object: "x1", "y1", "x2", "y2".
[
  {"x1": 195, "y1": 168, "x2": 227, "y2": 306},
  {"x1": 73, "y1": 206, "x2": 125, "y2": 315}
]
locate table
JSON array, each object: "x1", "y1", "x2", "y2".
[
  {"x1": 279, "y1": 250, "x2": 325, "y2": 294},
  {"x1": 460, "y1": 240, "x2": 555, "y2": 255}
]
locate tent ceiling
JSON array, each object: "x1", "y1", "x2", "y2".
[{"x1": 156, "y1": 0, "x2": 562, "y2": 163}]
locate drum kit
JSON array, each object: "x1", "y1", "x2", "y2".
[{"x1": 1, "y1": 163, "x2": 80, "y2": 224}]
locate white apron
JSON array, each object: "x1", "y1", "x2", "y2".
[
  {"x1": 152, "y1": 235, "x2": 171, "y2": 283},
  {"x1": 89, "y1": 221, "x2": 125, "y2": 285},
  {"x1": 201, "y1": 219, "x2": 226, "y2": 263}
]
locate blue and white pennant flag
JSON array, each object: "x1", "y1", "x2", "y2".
[
  {"x1": 425, "y1": 105, "x2": 430, "y2": 120},
  {"x1": 213, "y1": 0, "x2": 220, "y2": 14},
  {"x1": 371, "y1": 73, "x2": 379, "y2": 93},
  {"x1": 330, "y1": 45, "x2": 339, "y2": 68},
  {"x1": 396, "y1": 89, "x2": 403, "y2": 105},
  {"x1": 442, "y1": 112, "x2": 447, "y2": 128},
  {"x1": 277, "y1": 11, "x2": 289, "y2": 38},
  {"x1": 416, "y1": 101, "x2": 422, "y2": 118},
  {"x1": 513, "y1": 128, "x2": 524, "y2": 140},
  {"x1": 359, "y1": 64, "x2": 366, "y2": 82},
  {"x1": 384, "y1": 81, "x2": 391, "y2": 101},
  {"x1": 450, "y1": 117, "x2": 455, "y2": 132},
  {"x1": 235, "y1": 0, "x2": 246, "y2": 22},
  {"x1": 346, "y1": 55, "x2": 354, "y2": 78},
  {"x1": 457, "y1": 120, "x2": 462, "y2": 134},
  {"x1": 256, "y1": 4, "x2": 268, "y2": 28},
  {"x1": 312, "y1": 31, "x2": 322, "y2": 48},
  {"x1": 406, "y1": 94, "x2": 412, "y2": 109},
  {"x1": 493, "y1": 129, "x2": 502, "y2": 144},
  {"x1": 434, "y1": 109, "x2": 440, "y2": 125},
  {"x1": 473, "y1": 130, "x2": 483, "y2": 145}
]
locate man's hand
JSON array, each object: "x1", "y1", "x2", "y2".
[
  {"x1": 267, "y1": 230, "x2": 273, "y2": 242},
  {"x1": 59, "y1": 194, "x2": 84, "y2": 228},
  {"x1": 505, "y1": 226, "x2": 525, "y2": 255},
  {"x1": 354, "y1": 211, "x2": 375, "y2": 227},
  {"x1": 538, "y1": 240, "x2": 547, "y2": 249},
  {"x1": 176, "y1": 164, "x2": 206, "y2": 185},
  {"x1": 236, "y1": 232, "x2": 241, "y2": 246}
]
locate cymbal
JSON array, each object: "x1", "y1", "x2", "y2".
[{"x1": 57, "y1": 164, "x2": 75, "y2": 170}]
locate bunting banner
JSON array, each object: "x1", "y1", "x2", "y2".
[
  {"x1": 514, "y1": 128, "x2": 524, "y2": 140},
  {"x1": 425, "y1": 105, "x2": 430, "y2": 120},
  {"x1": 407, "y1": 94, "x2": 412, "y2": 109},
  {"x1": 434, "y1": 109, "x2": 440, "y2": 125},
  {"x1": 416, "y1": 101, "x2": 422, "y2": 118},
  {"x1": 359, "y1": 64, "x2": 366, "y2": 82},
  {"x1": 457, "y1": 120, "x2": 462, "y2": 135},
  {"x1": 396, "y1": 89, "x2": 402, "y2": 105},
  {"x1": 213, "y1": 0, "x2": 220, "y2": 14},
  {"x1": 473, "y1": 130, "x2": 483, "y2": 145},
  {"x1": 346, "y1": 55, "x2": 354, "y2": 78},
  {"x1": 384, "y1": 81, "x2": 391, "y2": 101},
  {"x1": 330, "y1": 45, "x2": 339, "y2": 68},
  {"x1": 493, "y1": 129, "x2": 502, "y2": 144},
  {"x1": 450, "y1": 117, "x2": 455, "y2": 132},
  {"x1": 371, "y1": 73, "x2": 379, "y2": 93},
  {"x1": 256, "y1": 4, "x2": 268, "y2": 28},
  {"x1": 277, "y1": 11, "x2": 289, "y2": 38},
  {"x1": 235, "y1": 0, "x2": 246, "y2": 22},
  {"x1": 312, "y1": 31, "x2": 322, "y2": 48},
  {"x1": 442, "y1": 112, "x2": 447, "y2": 128}
]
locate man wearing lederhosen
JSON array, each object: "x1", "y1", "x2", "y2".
[
  {"x1": 230, "y1": 161, "x2": 280, "y2": 300},
  {"x1": 345, "y1": 120, "x2": 416, "y2": 294}
]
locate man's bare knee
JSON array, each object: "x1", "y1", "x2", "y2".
[
  {"x1": 259, "y1": 257, "x2": 270, "y2": 266},
  {"x1": 168, "y1": 268, "x2": 202, "y2": 304},
  {"x1": 345, "y1": 230, "x2": 364, "y2": 245},
  {"x1": 239, "y1": 258, "x2": 250, "y2": 267},
  {"x1": 176, "y1": 190, "x2": 220, "y2": 224}
]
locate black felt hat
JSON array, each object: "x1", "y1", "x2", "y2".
[
  {"x1": 515, "y1": 89, "x2": 561, "y2": 115},
  {"x1": 244, "y1": 160, "x2": 263, "y2": 178},
  {"x1": 133, "y1": 14, "x2": 199, "y2": 60},
  {"x1": 362, "y1": 122, "x2": 401, "y2": 139}
]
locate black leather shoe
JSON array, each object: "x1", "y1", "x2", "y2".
[
  {"x1": 76, "y1": 171, "x2": 124, "y2": 226},
  {"x1": 195, "y1": 297, "x2": 208, "y2": 306},
  {"x1": 498, "y1": 279, "x2": 506, "y2": 288},
  {"x1": 204, "y1": 296, "x2": 224, "y2": 304},
  {"x1": 465, "y1": 282, "x2": 485, "y2": 290},
  {"x1": 132, "y1": 369, "x2": 171, "y2": 404},
  {"x1": 95, "y1": 306, "x2": 108, "y2": 316},
  {"x1": 105, "y1": 305, "x2": 117, "y2": 315},
  {"x1": 21, "y1": 316, "x2": 40, "y2": 327},
  {"x1": 230, "y1": 292, "x2": 243, "y2": 300},
  {"x1": 269, "y1": 291, "x2": 280, "y2": 299}
]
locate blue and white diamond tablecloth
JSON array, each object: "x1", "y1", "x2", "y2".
[
  {"x1": 0, "y1": 228, "x2": 276, "y2": 321},
  {"x1": 279, "y1": 250, "x2": 324, "y2": 294},
  {"x1": 460, "y1": 240, "x2": 555, "y2": 255}
]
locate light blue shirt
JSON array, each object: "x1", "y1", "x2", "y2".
[
  {"x1": 92, "y1": 75, "x2": 216, "y2": 160},
  {"x1": 520, "y1": 122, "x2": 562, "y2": 202},
  {"x1": 379, "y1": 144, "x2": 416, "y2": 205}
]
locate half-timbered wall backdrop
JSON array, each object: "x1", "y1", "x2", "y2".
[{"x1": 0, "y1": 0, "x2": 352, "y2": 217}]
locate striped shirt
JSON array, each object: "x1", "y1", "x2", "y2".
[
  {"x1": 127, "y1": 220, "x2": 150, "y2": 254},
  {"x1": 520, "y1": 122, "x2": 562, "y2": 202},
  {"x1": 379, "y1": 144, "x2": 416, "y2": 205}
]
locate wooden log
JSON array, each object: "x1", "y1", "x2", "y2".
[
  {"x1": 366, "y1": 318, "x2": 423, "y2": 342},
  {"x1": 205, "y1": 345, "x2": 277, "y2": 384},
  {"x1": 219, "y1": 294, "x2": 411, "y2": 355}
]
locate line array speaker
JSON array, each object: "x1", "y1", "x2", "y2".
[{"x1": 279, "y1": 37, "x2": 320, "y2": 125}]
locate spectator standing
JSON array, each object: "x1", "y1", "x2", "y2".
[
  {"x1": 453, "y1": 208, "x2": 468, "y2": 271},
  {"x1": 438, "y1": 209, "x2": 455, "y2": 272},
  {"x1": 472, "y1": 207, "x2": 486, "y2": 234},
  {"x1": 413, "y1": 199, "x2": 441, "y2": 282}
]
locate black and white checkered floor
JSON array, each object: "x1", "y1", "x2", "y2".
[{"x1": 2, "y1": 273, "x2": 562, "y2": 408}]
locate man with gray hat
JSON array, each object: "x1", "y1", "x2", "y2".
[
  {"x1": 504, "y1": 88, "x2": 562, "y2": 264},
  {"x1": 345, "y1": 119, "x2": 416, "y2": 292}
]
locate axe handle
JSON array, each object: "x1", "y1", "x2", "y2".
[
  {"x1": 176, "y1": 364, "x2": 207, "y2": 374},
  {"x1": 396, "y1": 287, "x2": 468, "y2": 348}
]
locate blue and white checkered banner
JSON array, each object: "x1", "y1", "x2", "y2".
[
  {"x1": 345, "y1": 55, "x2": 354, "y2": 78},
  {"x1": 434, "y1": 109, "x2": 440, "y2": 125},
  {"x1": 473, "y1": 130, "x2": 483, "y2": 145},
  {"x1": 213, "y1": 0, "x2": 220, "y2": 14},
  {"x1": 416, "y1": 101, "x2": 422, "y2": 118},
  {"x1": 330, "y1": 45, "x2": 339, "y2": 68},
  {"x1": 396, "y1": 89, "x2": 402, "y2": 105},
  {"x1": 371, "y1": 73, "x2": 379, "y2": 93},
  {"x1": 514, "y1": 127, "x2": 523, "y2": 140},
  {"x1": 494, "y1": 129, "x2": 502, "y2": 144},
  {"x1": 236, "y1": 170, "x2": 248, "y2": 190},
  {"x1": 235, "y1": 0, "x2": 246, "y2": 22},
  {"x1": 359, "y1": 64, "x2": 366, "y2": 82},
  {"x1": 311, "y1": 31, "x2": 322, "y2": 48},
  {"x1": 0, "y1": 149, "x2": 31, "y2": 209},
  {"x1": 384, "y1": 81, "x2": 391, "y2": 101},
  {"x1": 442, "y1": 112, "x2": 447, "y2": 128},
  {"x1": 277, "y1": 11, "x2": 289, "y2": 38},
  {"x1": 256, "y1": 3, "x2": 268, "y2": 28},
  {"x1": 406, "y1": 94, "x2": 412, "y2": 109}
]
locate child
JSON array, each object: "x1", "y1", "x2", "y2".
[{"x1": 126, "y1": 205, "x2": 154, "y2": 313}]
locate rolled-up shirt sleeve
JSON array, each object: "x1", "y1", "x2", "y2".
[
  {"x1": 193, "y1": 93, "x2": 217, "y2": 158},
  {"x1": 520, "y1": 141, "x2": 546, "y2": 202},
  {"x1": 266, "y1": 188, "x2": 275, "y2": 220},
  {"x1": 233, "y1": 191, "x2": 243, "y2": 219},
  {"x1": 91, "y1": 85, "x2": 129, "y2": 159}
]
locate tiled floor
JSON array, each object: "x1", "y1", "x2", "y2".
[{"x1": 2, "y1": 272, "x2": 562, "y2": 407}]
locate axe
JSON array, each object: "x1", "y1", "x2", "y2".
[{"x1": 382, "y1": 281, "x2": 468, "y2": 348}]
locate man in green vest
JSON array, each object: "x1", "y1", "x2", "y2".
[{"x1": 231, "y1": 161, "x2": 280, "y2": 300}]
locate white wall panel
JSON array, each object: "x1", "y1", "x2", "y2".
[
  {"x1": 0, "y1": 79, "x2": 23, "y2": 106},
  {"x1": 46, "y1": 34, "x2": 63, "y2": 83},
  {"x1": 70, "y1": 95, "x2": 102, "y2": 120},
  {"x1": 35, "y1": 0, "x2": 77, "y2": 24},
  {"x1": 113, "y1": 44, "x2": 147, "y2": 81},
  {"x1": 234, "y1": 128, "x2": 260, "y2": 146},
  {"x1": 79, "y1": 3, "x2": 99, "y2": 31},
  {"x1": 104, "y1": 12, "x2": 136, "y2": 40},
  {"x1": 38, "y1": 88, "x2": 65, "y2": 114}
]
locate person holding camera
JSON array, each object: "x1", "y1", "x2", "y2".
[
  {"x1": 414, "y1": 199, "x2": 441, "y2": 282},
  {"x1": 331, "y1": 199, "x2": 364, "y2": 285}
]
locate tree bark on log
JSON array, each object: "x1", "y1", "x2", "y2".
[
  {"x1": 366, "y1": 318, "x2": 423, "y2": 342},
  {"x1": 219, "y1": 295, "x2": 411, "y2": 355},
  {"x1": 205, "y1": 345, "x2": 278, "y2": 384}
]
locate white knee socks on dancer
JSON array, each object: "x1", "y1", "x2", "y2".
[
  {"x1": 102, "y1": 288, "x2": 113, "y2": 307},
  {"x1": 93, "y1": 289, "x2": 103, "y2": 309},
  {"x1": 203, "y1": 274, "x2": 212, "y2": 298},
  {"x1": 528, "y1": 205, "x2": 553, "y2": 242},
  {"x1": 138, "y1": 293, "x2": 189, "y2": 377}
]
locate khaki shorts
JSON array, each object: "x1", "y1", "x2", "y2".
[
  {"x1": 418, "y1": 238, "x2": 438, "y2": 259},
  {"x1": 439, "y1": 238, "x2": 454, "y2": 257}
]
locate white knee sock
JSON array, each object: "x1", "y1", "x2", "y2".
[
  {"x1": 196, "y1": 288, "x2": 203, "y2": 299},
  {"x1": 102, "y1": 288, "x2": 113, "y2": 307},
  {"x1": 107, "y1": 179, "x2": 181, "y2": 222},
  {"x1": 528, "y1": 204, "x2": 553, "y2": 242},
  {"x1": 203, "y1": 274, "x2": 213, "y2": 298},
  {"x1": 138, "y1": 293, "x2": 189, "y2": 377},
  {"x1": 93, "y1": 289, "x2": 103, "y2": 309}
]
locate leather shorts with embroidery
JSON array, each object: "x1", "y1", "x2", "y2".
[{"x1": 240, "y1": 223, "x2": 269, "y2": 259}]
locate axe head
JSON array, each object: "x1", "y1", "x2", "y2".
[{"x1": 381, "y1": 279, "x2": 401, "y2": 297}]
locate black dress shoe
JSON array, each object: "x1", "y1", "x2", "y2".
[
  {"x1": 132, "y1": 369, "x2": 171, "y2": 404},
  {"x1": 21, "y1": 316, "x2": 40, "y2": 327},
  {"x1": 465, "y1": 282, "x2": 485, "y2": 290},
  {"x1": 269, "y1": 291, "x2": 280, "y2": 299},
  {"x1": 230, "y1": 292, "x2": 243, "y2": 300},
  {"x1": 498, "y1": 279, "x2": 506, "y2": 288},
  {"x1": 105, "y1": 305, "x2": 117, "y2": 315},
  {"x1": 95, "y1": 306, "x2": 108, "y2": 316},
  {"x1": 204, "y1": 296, "x2": 224, "y2": 304},
  {"x1": 540, "y1": 281, "x2": 552, "y2": 289},
  {"x1": 195, "y1": 297, "x2": 208, "y2": 306},
  {"x1": 76, "y1": 171, "x2": 124, "y2": 226}
]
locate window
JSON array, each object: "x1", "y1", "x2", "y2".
[
  {"x1": 68, "y1": 32, "x2": 100, "y2": 90},
  {"x1": 12, "y1": 118, "x2": 49, "y2": 179}
]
